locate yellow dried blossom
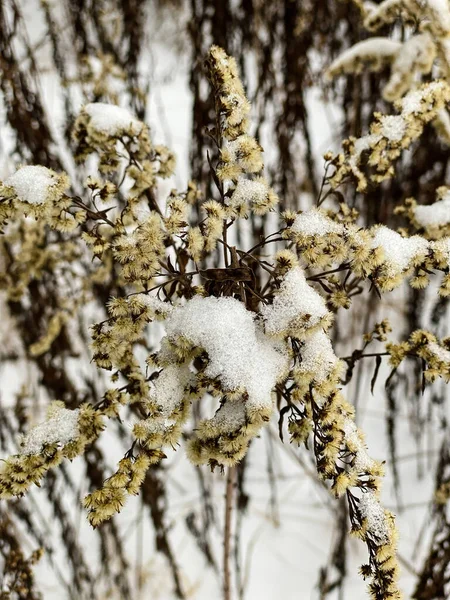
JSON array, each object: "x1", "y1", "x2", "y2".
[{"x1": 329, "y1": 81, "x2": 450, "y2": 191}]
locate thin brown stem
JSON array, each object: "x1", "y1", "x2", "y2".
[{"x1": 223, "y1": 466, "x2": 236, "y2": 600}]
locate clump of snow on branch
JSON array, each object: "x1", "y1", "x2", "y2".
[
  {"x1": 291, "y1": 207, "x2": 343, "y2": 236},
  {"x1": 326, "y1": 38, "x2": 402, "y2": 78},
  {"x1": 359, "y1": 492, "x2": 390, "y2": 545},
  {"x1": 19, "y1": 405, "x2": 80, "y2": 455},
  {"x1": 228, "y1": 176, "x2": 276, "y2": 215},
  {"x1": 149, "y1": 364, "x2": 192, "y2": 418},
  {"x1": 4, "y1": 166, "x2": 59, "y2": 205},
  {"x1": 414, "y1": 190, "x2": 450, "y2": 228},
  {"x1": 84, "y1": 102, "x2": 143, "y2": 136},
  {"x1": 371, "y1": 225, "x2": 429, "y2": 276},
  {"x1": 343, "y1": 419, "x2": 379, "y2": 473},
  {"x1": 134, "y1": 293, "x2": 174, "y2": 318},
  {"x1": 164, "y1": 296, "x2": 288, "y2": 410},
  {"x1": 329, "y1": 81, "x2": 450, "y2": 191},
  {"x1": 373, "y1": 225, "x2": 428, "y2": 276},
  {"x1": 297, "y1": 330, "x2": 339, "y2": 384},
  {"x1": 379, "y1": 115, "x2": 407, "y2": 142},
  {"x1": 261, "y1": 267, "x2": 331, "y2": 338},
  {"x1": 427, "y1": 340, "x2": 450, "y2": 364},
  {"x1": 431, "y1": 237, "x2": 450, "y2": 262},
  {"x1": 329, "y1": 0, "x2": 448, "y2": 103},
  {"x1": 383, "y1": 33, "x2": 436, "y2": 101}
]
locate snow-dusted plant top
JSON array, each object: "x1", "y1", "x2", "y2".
[
  {"x1": 84, "y1": 102, "x2": 143, "y2": 136},
  {"x1": 291, "y1": 207, "x2": 343, "y2": 236},
  {"x1": 328, "y1": 81, "x2": 450, "y2": 192},
  {"x1": 164, "y1": 295, "x2": 288, "y2": 410},
  {"x1": 261, "y1": 267, "x2": 330, "y2": 337},
  {"x1": 20, "y1": 405, "x2": 80, "y2": 455},
  {"x1": 414, "y1": 191, "x2": 450, "y2": 228},
  {"x1": 371, "y1": 225, "x2": 429, "y2": 275},
  {"x1": 5, "y1": 165, "x2": 59, "y2": 205}
]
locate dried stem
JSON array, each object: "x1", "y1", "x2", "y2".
[{"x1": 223, "y1": 465, "x2": 236, "y2": 600}]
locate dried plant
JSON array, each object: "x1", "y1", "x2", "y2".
[{"x1": 2, "y1": 1, "x2": 450, "y2": 599}]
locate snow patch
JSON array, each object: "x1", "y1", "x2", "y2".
[
  {"x1": 5, "y1": 165, "x2": 58, "y2": 205},
  {"x1": 84, "y1": 102, "x2": 143, "y2": 136},
  {"x1": 359, "y1": 492, "x2": 390, "y2": 544},
  {"x1": 291, "y1": 208, "x2": 343, "y2": 237},
  {"x1": 261, "y1": 267, "x2": 329, "y2": 337},
  {"x1": 380, "y1": 115, "x2": 407, "y2": 142},
  {"x1": 19, "y1": 406, "x2": 80, "y2": 455},
  {"x1": 298, "y1": 330, "x2": 338, "y2": 383},
  {"x1": 372, "y1": 225, "x2": 429, "y2": 273},
  {"x1": 414, "y1": 193, "x2": 450, "y2": 228},
  {"x1": 164, "y1": 296, "x2": 288, "y2": 410}
]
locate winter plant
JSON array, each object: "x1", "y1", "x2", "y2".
[{"x1": 3, "y1": 2, "x2": 450, "y2": 596}]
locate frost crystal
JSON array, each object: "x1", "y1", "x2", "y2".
[
  {"x1": 261, "y1": 267, "x2": 329, "y2": 336},
  {"x1": 19, "y1": 406, "x2": 80, "y2": 455},
  {"x1": 84, "y1": 102, "x2": 143, "y2": 136},
  {"x1": 164, "y1": 296, "x2": 288, "y2": 409},
  {"x1": 372, "y1": 225, "x2": 429, "y2": 274},
  {"x1": 359, "y1": 492, "x2": 390, "y2": 545},
  {"x1": 5, "y1": 166, "x2": 58, "y2": 205},
  {"x1": 291, "y1": 208, "x2": 343, "y2": 237}
]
